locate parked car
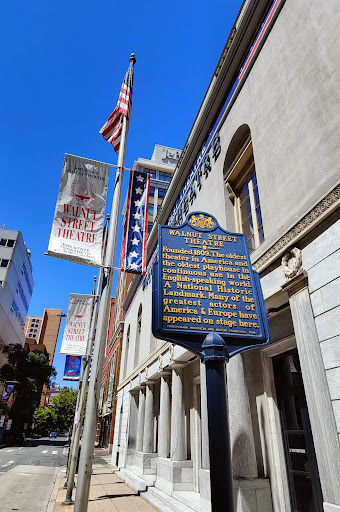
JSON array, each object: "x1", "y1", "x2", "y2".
[{"x1": 49, "y1": 431, "x2": 57, "y2": 438}]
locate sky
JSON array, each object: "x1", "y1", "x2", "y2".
[{"x1": 0, "y1": 0, "x2": 243, "y2": 386}]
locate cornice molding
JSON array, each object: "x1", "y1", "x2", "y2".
[{"x1": 253, "y1": 184, "x2": 340, "y2": 273}]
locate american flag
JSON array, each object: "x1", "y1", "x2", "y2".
[
  {"x1": 99, "y1": 61, "x2": 134, "y2": 153},
  {"x1": 121, "y1": 170, "x2": 150, "y2": 274}
]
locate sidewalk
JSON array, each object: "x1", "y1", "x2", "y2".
[{"x1": 51, "y1": 465, "x2": 158, "y2": 512}]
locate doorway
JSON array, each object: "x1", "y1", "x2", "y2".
[{"x1": 272, "y1": 350, "x2": 323, "y2": 512}]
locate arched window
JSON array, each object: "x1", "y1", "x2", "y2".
[
  {"x1": 224, "y1": 125, "x2": 264, "y2": 253},
  {"x1": 123, "y1": 325, "x2": 130, "y2": 379},
  {"x1": 134, "y1": 305, "x2": 142, "y2": 368}
]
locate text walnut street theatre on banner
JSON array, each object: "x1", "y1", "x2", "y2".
[{"x1": 48, "y1": 154, "x2": 109, "y2": 267}]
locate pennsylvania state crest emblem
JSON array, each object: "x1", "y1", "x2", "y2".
[{"x1": 189, "y1": 213, "x2": 216, "y2": 229}]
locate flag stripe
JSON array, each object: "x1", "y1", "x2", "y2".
[{"x1": 100, "y1": 62, "x2": 134, "y2": 154}]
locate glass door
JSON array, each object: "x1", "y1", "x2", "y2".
[{"x1": 273, "y1": 350, "x2": 323, "y2": 512}]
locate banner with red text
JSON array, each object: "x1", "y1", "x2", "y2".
[
  {"x1": 47, "y1": 154, "x2": 109, "y2": 266},
  {"x1": 60, "y1": 294, "x2": 94, "y2": 355}
]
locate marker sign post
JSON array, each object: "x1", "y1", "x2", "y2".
[{"x1": 152, "y1": 212, "x2": 270, "y2": 512}]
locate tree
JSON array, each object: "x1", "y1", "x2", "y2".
[
  {"x1": 33, "y1": 387, "x2": 78, "y2": 432},
  {"x1": 0, "y1": 344, "x2": 56, "y2": 431}
]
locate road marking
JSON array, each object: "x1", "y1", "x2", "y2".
[
  {"x1": 1, "y1": 460, "x2": 14, "y2": 468},
  {"x1": 42, "y1": 450, "x2": 48, "y2": 454},
  {"x1": 52, "y1": 451, "x2": 58, "y2": 454},
  {"x1": 5, "y1": 449, "x2": 14, "y2": 452}
]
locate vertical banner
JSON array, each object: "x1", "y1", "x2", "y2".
[
  {"x1": 1, "y1": 381, "x2": 18, "y2": 403},
  {"x1": 120, "y1": 170, "x2": 150, "y2": 274},
  {"x1": 60, "y1": 294, "x2": 94, "y2": 356},
  {"x1": 63, "y1": 355, "x2": 82, "y2": 380},
  {"x1": 107, "y1": 359, "x2": 115, "y2": 409},
  {"x1": 48, "y1": 154, "x2": 109, "y2": 267}
]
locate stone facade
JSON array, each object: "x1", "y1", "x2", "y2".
[{"x1": 111, "y1": 1, "x2": 340, "y2": 511}]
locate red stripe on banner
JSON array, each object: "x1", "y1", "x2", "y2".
[
  {"x1": 142, "y1": 173, "x2": 151, "y2": 274},
  {"x1": 105, "y1": 298, "x2": 114, "y2": 357},
  {"x1": 120, "y1": 170, "x2": 134, "y2": 270},
  {"x1": 239, "y1": 0, "x2": 280, "y2": 81}
]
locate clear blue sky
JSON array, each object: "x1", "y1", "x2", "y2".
[{"x1": 0, "y1": 0, "x2": 243, "y2": 386}]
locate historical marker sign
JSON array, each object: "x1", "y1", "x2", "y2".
[{"x1": 152, "y1": 212, "x2": 269, "y2": 357}]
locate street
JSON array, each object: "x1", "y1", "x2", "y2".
[{"x1": 0, "y1": 437, "x2": 109, "y2": 512}]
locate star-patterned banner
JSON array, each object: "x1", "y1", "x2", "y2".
[{"x1": 121, "y1": 170, "x2": 150, "y2": 274}]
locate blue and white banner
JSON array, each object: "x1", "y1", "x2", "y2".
[
  {"x1": 63, "y1": 355, "x2": 82, "y2": 380},
  {"x1": 121, "y1": 170, "x2": 150, "y2": 274}
]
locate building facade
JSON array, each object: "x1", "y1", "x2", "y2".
[
  {"x1": 24, "y1": 309, "x2": 62, "y2": 406},
  {"x1": 98, "y1": 145, "x2": 181, "y2": 453},
  {"x1": 0, "y1": 228, "x2": 34, "y2": 362},
  {"x1": 111, "y1": 1, "x2": 340, "y2": 512}
]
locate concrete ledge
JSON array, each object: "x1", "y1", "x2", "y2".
[
  {"x1": 156, "y1": 458, "x2": 194, "y2": 492},
  {"x1": 324, "y1": 503, "x2": 340, "y2": 512}
]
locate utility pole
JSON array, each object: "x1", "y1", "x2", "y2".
[{"x1": 73, "y1": 53, "x2": 136, "y2": 512}]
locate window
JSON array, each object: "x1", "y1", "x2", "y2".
[
  {"x1": 224, "y1": 126, "x2": 264, "y2": 254},
  {"x1": 11, "y1": 300, "x2": 22, "y2": 323},
  {"x1": 238, "y1": 169, "x2": 264, "y2": 252},
  {"x1": 21, "y1": 264, "x2": 33, "y2": 295},
  {"x1": 158, "y1": 171, "x2": 172, "y2": 182},
  {"x1": 16, "y1": 281, "x2": 29, "y2": 311},
  {"x1": 0, "y1": 239, "x2": 15, "y2": 247},
  {"x1": 148, "y1": 204, "x2": 154, "y2": 216},
  {"x1": 158, "y1": 188, "x2": 166, "y2": 199},
  {"x1": 149, "y1": 187, "x2": 155, "y2": 197},
  {"x1": 134, "y1": 305, "x2": 142, "y2": 368},
  {"x1": 28, "y1": 334, "x2": 32, "y2": 338},
  {"x1": 123, "y1": 326, "x2": 130, "y2": 379},
  {"x1": 148, "y1": 222, "x2": 153, "y2": 233},
  {"x1": 0, "y1": 259, "x2": 9, "y2": 268}
]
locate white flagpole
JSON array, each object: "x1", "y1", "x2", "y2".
[{"x1": 73, "y1": 53, "x2": 136, "y2": 512}]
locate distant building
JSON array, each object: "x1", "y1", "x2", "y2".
[
  {"x1": 98, "y1": 144, "x2": 181, "y2": 452},
  {"x1": 24, "y1": 309, "x2": 62, "y2": 406},
  {"x1": 0, "y1": 228, "x2": 34, "y2": 362}
]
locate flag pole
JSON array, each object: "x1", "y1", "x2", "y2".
[{"x1": 73, "y1": 53, "x2": 136, "y2": 512}]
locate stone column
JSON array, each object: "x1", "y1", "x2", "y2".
[
  {"x1": 158, "y1": 373, "x2": 171, "y2": 458},
  {"x1": 170, "y1": 367, "x2": 186, "y2": 461},
  {"x1": 143, "y1": 383, "x2": 155, "y2": 453},
  {"x1": 282, "y1": 272, "x2": 340, "y2": 507},
  {"x1": 136, "y1": 387, "x2": 145, "y2": 452},
  {"x1": 228, "y1": 354, "x2": 258, "y2": 479},
  {"x1": 200, "y1": 362, "x2": 210, "y2": 469}
]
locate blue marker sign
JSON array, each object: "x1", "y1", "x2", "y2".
[{"x1": 152, "y1": 212, "x2": 270, "y2": 357}]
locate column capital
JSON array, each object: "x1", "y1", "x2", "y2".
[
  {"x1": 281, "y1": 270, "x2": 308, "y2": 298},
  {"x1": 169, "y1": 361, "x2": 186, "y2": 371}
]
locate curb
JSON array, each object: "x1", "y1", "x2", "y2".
[{"x1": 47, "y1": 466, "x2": 63, "y2": 512}]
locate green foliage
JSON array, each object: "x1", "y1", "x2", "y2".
[
  {"x1": 33, "y1": 387, "x2": 78, "y2": 432},
  {"x1": 0, "y1": 344, "x2": 56, "y2": 429}
]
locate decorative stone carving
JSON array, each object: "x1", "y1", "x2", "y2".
[
  {"x1": 138, "y1": 372, "x2": 142, "y2": 386},
  {"x1": 253, "y1": 184, "x2": 340, "y2": 272},
  {"x1": 281, "y1": 247, "x2": 302, "y2": 279},
  {"x1": 144, "y1": 367, "x2": 148, "y2": 380},
  {"x1": 169, "y1": 344, "x2": 175, "y2": 364},
  {"x1": 158, "y1": 355, "x2": 163, "y2": 373}
]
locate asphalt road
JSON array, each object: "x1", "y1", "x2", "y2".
[
  {"x1": 0, "y1": 437, "x2": 109, "y2": 511},
  {"x1": 0, "y1": 437, "x2": 68, "y2": 473}
]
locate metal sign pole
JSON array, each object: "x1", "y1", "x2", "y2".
[
  {"x1": 73, "y1": 53, "x2": 136, "y2": 512},
  {"x1": 202, "y1": 333, "x2": 234, "y2": 512},
  {"x1": 63, "y1": 267, "x2": 104, "y2": 504}
]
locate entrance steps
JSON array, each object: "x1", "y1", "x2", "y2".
[{"x1": 115, "y1": 466, "x2": 200, "y2": 512}]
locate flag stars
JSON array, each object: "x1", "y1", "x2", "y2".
[
  {"x1": 130, "y1": 262, "x2": 139, "y2": 271},
  {"x1": 129, "y1": 250, "x2": 139, "y2": 258},
  {"x1": 136, "y1": 175, "x2": 144, "y2": 182},
  {"x1": 135, "y1": 187, "x2": 143, "y2": 195},
  {"x1": 134, "y1": 199, "x2": 142, "y2": 207},
  {"x1": 133, "y1": 212, "x2": 141, "y2": 220},
  {"x1": 132, "y1": 225, "x2": 141, "y2": 233},
  {"x1": 131, "y1": 237, "x2": 140, "y2": 246}
]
